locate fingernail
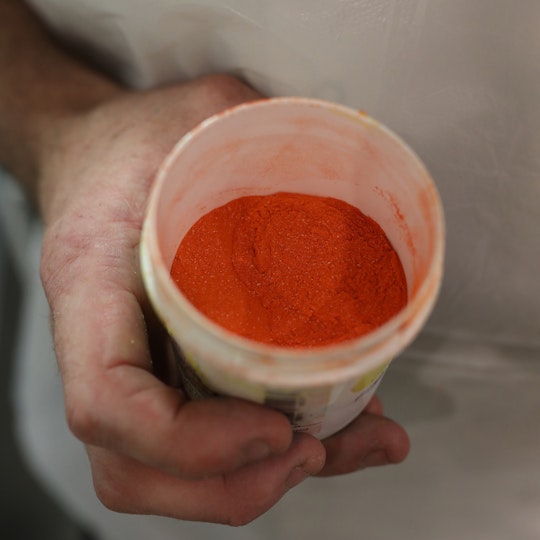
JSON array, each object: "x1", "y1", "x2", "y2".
[
  {"x1": 358, "y1": 449, "x2": 389, "y2": 469},
  {"x1": 243, "y1": 439, "x2": 271, "y2": 463},
  {"x1": 285, "y1": 466, "x2": 309, "y2": 490}
]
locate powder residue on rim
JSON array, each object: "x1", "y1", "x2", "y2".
[{"x1": 171, "y1": 192, "x2": 407, "y2": 348}]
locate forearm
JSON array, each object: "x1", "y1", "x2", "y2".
[{"x1": 0, "y1": 0, "x2": 123, "y2": 205}]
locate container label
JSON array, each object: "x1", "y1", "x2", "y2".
[{"x1": 171, "y1": 340, "x2": 391, "y2": 439}]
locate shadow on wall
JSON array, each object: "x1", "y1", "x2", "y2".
[{"x1": 378, "y1": 347, "x2": 455, "y2": 427}]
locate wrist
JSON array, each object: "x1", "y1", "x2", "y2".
[{"x1": 0, "y1": 0, "x2": 127, "y2": 212}]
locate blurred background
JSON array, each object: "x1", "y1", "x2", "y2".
[
  {"x1": 0, "y1": 173, "x2": 89, "y2": 539},
  {"x1": 2, "y1": 161, "x2": 539, "y2": 540}
]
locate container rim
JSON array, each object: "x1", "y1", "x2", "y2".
[{"x1": 140, "y1": 97, "x2": 445, "y2": 388}]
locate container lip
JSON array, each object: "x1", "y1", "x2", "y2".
[{"x1": 140, "y1": 97, "x2": 445, "y2": 387}]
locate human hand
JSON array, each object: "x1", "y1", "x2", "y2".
[{"x1": 39, "y1": 74, "x2": 409, "y2": 525}]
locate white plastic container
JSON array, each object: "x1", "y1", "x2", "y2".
[{"x1": 140, "y1": 97, "x2": 444, "y2": 439}]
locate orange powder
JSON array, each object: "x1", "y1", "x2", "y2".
[{"x1": 171, "y1": 192, "x2": 407, "y2": 348}]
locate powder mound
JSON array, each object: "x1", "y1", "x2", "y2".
[{"x1": 171, "y1": 192, "x2": 407, "y2": 348}]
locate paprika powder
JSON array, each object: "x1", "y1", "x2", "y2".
[{"x1": 171, "y1": 192, "x2": 407, "y2": 348}]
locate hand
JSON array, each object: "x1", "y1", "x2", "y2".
[
  {"x1": 39, "y1": 74, "x2": 409, "y2": 525},
  {"x1": 319, "y1": 396, "x2": 409, "y2": 476}
]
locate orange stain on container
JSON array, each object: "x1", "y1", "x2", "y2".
[{"x1": 171, "y1": 192, "x2": 407, "y2": 348}]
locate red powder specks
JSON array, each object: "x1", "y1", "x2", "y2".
[{"x1": 171, "y1": 192, "x2": 407, "y2": 348}]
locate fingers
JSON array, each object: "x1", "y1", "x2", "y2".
[
  {"x1": 38, "y1": 74, "x2": 329, "y2": 524},
  {"x1": 318, "y1": 411, "x2": 410, "y2": 476},
  {"x1": 38, "y1": 74, "x2": 411, "y2": 525},
  {"x1": 40, "y1": 213, "x2": 295, "y2": 479},
  {"x1": 87, "y1": 433, "x2": 325, "y2": 525},
  {"x1": 363, "y1": 394, "x2": 384, "y2": 415},
  {"x1": 40, "y1": 188, "x2": 302, "y2": 479},
  {"x1": 54, "y1": 276, "x2": 297, "y2": 478}
]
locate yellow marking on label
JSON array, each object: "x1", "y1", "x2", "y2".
[{"x1": 351, "y1": 361, "x2": 391, "y2": 393}]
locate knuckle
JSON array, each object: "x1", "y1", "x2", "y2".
[
  {"x1": 64, "y1": 385, "x2": 101, "y2": 443},
  {"x1": 92, "y1": 469, "x2": 133, "y2": 514},
  {"x1": 87, "y1": 448, "x2": 142, "y2": 515},
  {"x1": 221, "y1": 480, "x2": 276, "y2": 527},
  {"x1": 227, "y1": 510, "x2": 258, "y2": 527},
  {"x1": 196, "y1": 74, "x2": 259, "y2": 109},
  {"x1": 94, "y1": 481, "x2": 125, "y2": 513}
]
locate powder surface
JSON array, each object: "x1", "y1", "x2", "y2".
[{"x1": 171, "y1": 192, "x2": 407, "y2": 348}]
